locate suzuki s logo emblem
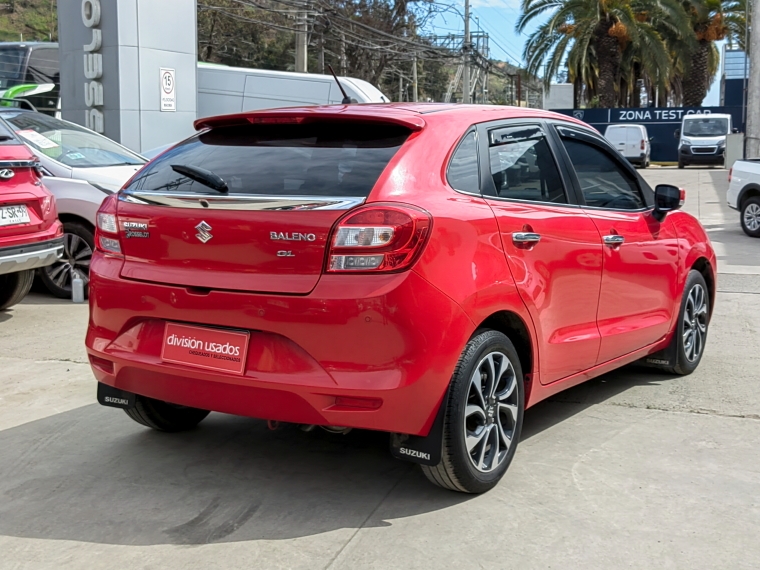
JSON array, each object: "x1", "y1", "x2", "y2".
[
  {"x1": 195, "y1": 221, "x2": 213, "y2": 243},
  {"x1": 0, "y1": 169, "x2": 14, "y2": 180}
]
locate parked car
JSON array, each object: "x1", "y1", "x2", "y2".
[
  {"x1": 728, "y1": 159, "x2": 760, "y2": 237},
  {"x1": 0, "y1": 109, "x2": 147, "y2": 297},
  {"x1": 677, "y1": 113, "x2": 734, "y2": 169},
  {"x1": 0, "y1": 119, "x2": 63, "y2": 310},
  {"x1": 87, "y1": 104, "x2": 716, "y2": 494},
  {"x1": 604, "y1": 124, "x2": 651, "y2": 167}
]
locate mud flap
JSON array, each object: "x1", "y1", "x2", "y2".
[
  {"x1": 97, "y1": 382, "x2": 136, "y2": 409},
  {"x1": 640, "y1": 336, "x2": 679, "y2": 369},
  {"x1": 389, "y1": 392, "x2": 447, "y2": 467}
]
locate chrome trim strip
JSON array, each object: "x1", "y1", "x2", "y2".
[
  {"x1": 0, "y1": 160, "x2": 41, "y2": 168},
  {"x1": 0, "y1": 244, "x2": 63, "y2": 276},
  {"x1": 120, "y1": 191, "x2": 366, "y2": 211}
]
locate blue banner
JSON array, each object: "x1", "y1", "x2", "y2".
[{"x1": 551, "y1": 106, "x2": 744, "y2": 162}]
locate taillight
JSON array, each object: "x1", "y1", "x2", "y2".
[
  {"x1": 641, "y1": 139, "x2": 645, "y2": 150},
  {"x1": 729, "y1": 168, "x2": 733, "y2": 183},
  {"x1": 95, "y1": 194, "x2": 123, "y2": 256},
  {"x1": 41, "y1": 195, "x2": 53, "y2": 217},
  {"x1": 327, "y1": 204, "x2": 431, "y2": 273}
]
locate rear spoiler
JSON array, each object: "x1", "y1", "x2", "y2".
[{"x1": 194, "y1": 107, "x2": 426, "y2": 132}]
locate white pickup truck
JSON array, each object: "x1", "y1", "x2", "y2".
[{"x1": 728, "y1": 159, "x2": 760, "y2": 237}]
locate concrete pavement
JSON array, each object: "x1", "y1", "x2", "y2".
[{"x1": 0, "y1": 168, "x2": 758, "y2": 569}]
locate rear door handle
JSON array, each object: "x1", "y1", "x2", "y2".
[
  {"x1": 512, "y1": 232, "x2": 541, "y2": 244},
  {"x1": 603, "y1": 234, "x2": 625, "y2": 246}
]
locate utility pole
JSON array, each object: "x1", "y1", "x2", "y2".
[
  {"x1": 412, "y1": 54, "x2": 418, "y2": 102},
  {"x1": 462, "y1": 0, "x2": 470, "y2": 104},
  {"x1": 748, "y1": 0, "x2": 760, "y2": 157},
  {"x1": 319, "y1": 34, "x2": 325, "y2": 75},
  {"x1": 295, "y1": 10, "x2": 308, "y2": 73},
  {"x1": 340, "y1": 33, "x2": 347, "y2": 76}
]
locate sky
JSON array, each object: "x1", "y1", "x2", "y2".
[{"x1": 428, "y1": 0, "x2": 721, "y2": 107}]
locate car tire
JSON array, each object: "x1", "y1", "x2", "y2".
[
  {"x1": 39, "y1": 222, "x2": 94, "y2": 299},
  {"x1": 0, "y1": 269, "x2": 34, "y2": 311},
  {"x1": 421, "y1": 330, "x2": 524, "y2": 493},
  {"x1": 651, "y1": 270, "x2": 710, "y2": 375},
  {"x1": 678, "y1": 160, "x2": 685, "y2": 169},
  {"x1": 125, "y1": 395, "x2": 210, "y2": 432},
  {"x1": 740, "y1": 196, "x2": 760, "y2": 237}
]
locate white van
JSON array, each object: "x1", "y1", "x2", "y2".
[
  {"x1": 197, "y1": 63, "x2": 389, "y2": 117},
  {"x1": 604, "y1": 124, "x2": 651, "y2": 168},
  {"x1": 677, "y1": 113, "x2": 733, "y2": 168}
]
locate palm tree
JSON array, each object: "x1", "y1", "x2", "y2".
[
  {"x1": 723, "y1": 0, "x2": 748, "y2": 50},
  {"x1": 680, "y1": 0, "x2": 727, "y2": 106},
  {"x1": 518, "y1": 0, "x2": 692, "y2": 108}
]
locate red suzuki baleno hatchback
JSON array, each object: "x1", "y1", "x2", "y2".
[{"x1": 87, "y1": 104, "x2": 715, "y2": 493}]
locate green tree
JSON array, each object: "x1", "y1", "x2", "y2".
[
  {"x1": 518, "y1": 0, "x2": 692, "y2": 108},
  {"x1": 681, "y1": 0, "x2": 726, "y2": 106},
  {"x1": 0, "y1": 0, "x2": 58, "y2": 42}
]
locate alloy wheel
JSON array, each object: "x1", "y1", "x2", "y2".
[
  {"x1": 44, "y1": 232, "x2": 92, "y2": 292},
  {"x1": 683, "y1": 283, "x2": 708, "y2": 362},
  {"x1": 464, "y1": 351, "x2": 519, "y2": 473},
  {"x1": 744, "y1": 203, "x2": 760, "y2": 232}
]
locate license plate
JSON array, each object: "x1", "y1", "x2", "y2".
[
  {"x1": 0, "y1": 204, "x2": 30, "y2": 227},
  {"x1": 161, "y1": 322, "x2": 249, "y2": 375}
]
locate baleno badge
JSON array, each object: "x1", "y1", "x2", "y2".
[
  {"x1": 270, "y1": 232, "x2": 316, "y2": 242},
  {"x1": 195, "y1": 221, "x2": 213, "y2": 243}
]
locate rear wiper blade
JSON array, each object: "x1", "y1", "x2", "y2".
[{"x1": 170, "y1": 164, "x2": 228, "y2": 193}]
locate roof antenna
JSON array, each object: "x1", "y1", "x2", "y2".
[{"x1": 327, "y1": 64, "x2": 353, "y2": 104}]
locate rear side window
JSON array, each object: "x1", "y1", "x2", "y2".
[
  {"x1": 126, "y1": 122, "x2": 411, "y2": 197},
  {"x1": 447, "y1": 131, "x2": 480, "y2": 193}
]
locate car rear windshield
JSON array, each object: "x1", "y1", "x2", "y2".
[{"x1": 125, "y1": 122, "x2": 411, "y2": 197}]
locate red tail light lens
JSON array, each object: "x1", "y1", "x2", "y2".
[
  {"x1": 41, "y1": 195, "x2": 53, "y2": 217},
  {"x1": 729, "y1": 168, "x2": 732, "y2": 183},
  {"x1": 95, "y1": 194, "x2": 123, "y2": 256},
  {"x1": 640, "y1": 139, "x2": 645, "y2": 150},
  {"x1": 327, "y1": 204, "x2": 431, "y2": 273}
]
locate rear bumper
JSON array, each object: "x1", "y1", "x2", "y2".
[
  {"x1": 0, "y1": 237, "x2": 63, "y2": 276},
  {"x1": 86, "y1": 254, "x2": 475, "y2": 436}
]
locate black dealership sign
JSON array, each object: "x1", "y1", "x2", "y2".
[{"x1": 552, "y1": 106, "x2": 744, "y2": 162}]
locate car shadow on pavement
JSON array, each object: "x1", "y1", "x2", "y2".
[
  {"x1": 521, "y1": 364, "x2": 672, "y2": 441},
  {"x1": 0, "y1": 364, "x2": 672, "y2": 546},
  {"x1": 19, "y1": 292, "x2": 73, "y2": 306}
]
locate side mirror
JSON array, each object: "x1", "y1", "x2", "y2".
[
  {"x1": 648, "y1": 136, "x2": 654, "y2": 142},
  {"x1": 653, "y1": 184, "x2": 684, "y2": 221},
  {"x1": 674, "y1": 128, "x2": 681, "y2": 139}
]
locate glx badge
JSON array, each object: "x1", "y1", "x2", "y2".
[{"x1": 195, "y1": 221, "x2": 213, "y2": 243}]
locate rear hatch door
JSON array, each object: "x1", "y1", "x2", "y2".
[
  {"x1": 0, "y1": 136, "x2": 48, "y2": 240},
  {"x1": 117, "y1": 118, "x2": 412, "y2": 293}
]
